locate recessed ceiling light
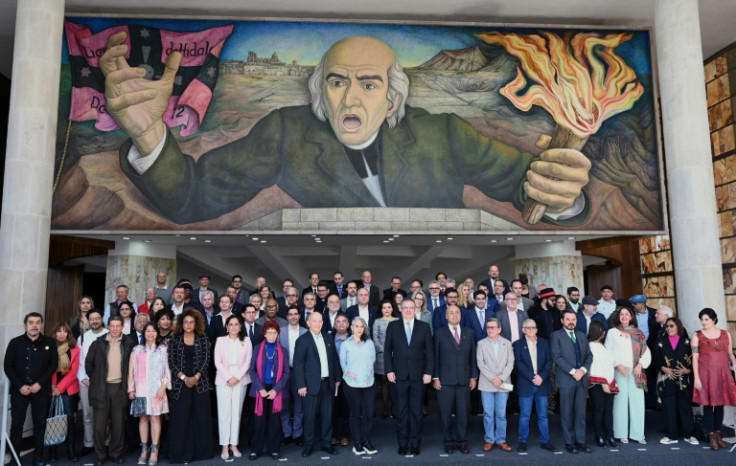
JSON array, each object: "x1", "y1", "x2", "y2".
[
  {"x1": 252, "y1": 237, "x2": 259, "y2": 241},
  {"x1": 311, "y1": 234, "x2": 317, "y2": 237},
  {"x1": 490, "y1": 239, "x2": 497, "y2": 243},
  {"x1": 189, "y1": 237, "x2": 197, "y2": 240},
  {"x1": 545, "y1": 239, "x2": 552, "y2": 242},
  {"x1": 388, "y1": 238, "x2": 394, "y2": 241},
  {"x1": 314, "y1": 237, "x2": 321, "y2": 241},
  {"x1": 260, "y1": 240, "x2": 267, "y2": 243},
  {"x1": 446, "y1": 237, "x2": 454, "y2": 240},
  {"x1": 175, "y1": 234, "x2": 181, "y2": 237},
  {"x1": 568, "y1": 236, "x2": 576, "y2": 240},
  {"x1": 393, "y1": 234, "x2": 400, "y2": 238},
  {"x1": 122, "y1": 236, "x2": 130, "y2": 240},
  {"x1": 506, "y1": 237, "x2": 514, "y2": 241},
  {"x1": 143, "y1": 239, "x2": 152, "y2": 243},
  {"x1": 435, "y1": 240, "x2": 442, "y2": 243},
  {"x1": 204, "y1": 239, "x2": 212, "y2": 243},
  {"x1": 383, "y1": 240, "x2": 390, "y2": 243}
]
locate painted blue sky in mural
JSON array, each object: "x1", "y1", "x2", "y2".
[{"x1": 63, "y1": 17, "x2": 652, "y2": 73}]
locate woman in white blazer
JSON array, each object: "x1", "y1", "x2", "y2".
[
  {"x1": 476, "y1": 317, "x2": 515, "y2": 451},
  {"x1": 214, "y1": 315, "x2": 253, "y2": 461}
]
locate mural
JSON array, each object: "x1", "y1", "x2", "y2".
[{"x1": 53, "y1": 17, "x2": 664, "y2": 232}]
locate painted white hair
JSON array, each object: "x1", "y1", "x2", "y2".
[{"x1": 308, "y1": 55, "x2": 409, "y2": 129}]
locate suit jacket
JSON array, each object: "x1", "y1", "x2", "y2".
[
  {"x1": 426, "y1": 294, "x2": 446, "y2": 315},
  {"x1": 364, "y1": 285, "x2": 381, "y2": 308},
  {"x1": 513, "y1": 337, "x2": 553, "y2": 397},
  {"x1": 330, "y1": 284, "x2": 348, "y2": 299},
  {"x1": 496, "y1": 308, "x2": 529, "y2": 342},
  {"x1": 213, "y1": 335, "x2": 252, "y2": 386},
  {"x1": 340, "y1": 296, "x2": 358, "y2": 310},
  {"x1": 384, "y1": 319, "x2": 433, "y2": 381},
  {"x1": 321, "y1": 310, "x2": 346, "y2": 334},
  {"x1": 292, "y1": 331, "x2": 340, "y2": 394},
  {"x1": 550, "y1": 328, "x2": 593, "y2": 388},
  {"x1": 433, "y1": 325, "x2": 478, "y2": 385},
  {"x1": 190, "y1": 287, "x2": 219, "y2": 305},
  {"x1": 476, "y1": 336, "x2": 514, "y2": 392},
  {"x1": 119, "y1": 106, "x2": 535, "y2": 224},
  {"x1": 278, "y1": 324, "x2": 308, "y2": 365},
  {"x1": 345, "y1": 305, "x2": 378, "y2": 332},
  {"x1": 527, "y1": 306, "x2": 562, "y2": 340},
  {"x1": 479, "y1": 278, "x2": 509, "y2": 296},
  {"x1": 464, "y1": 306, "x2": 495, "y2": 341},
  {"x1": 575, "y1": 310, "x2": 608, "y2": 335},
  {"x1": 207, "y1": 311, "x2": 244, "y2": 346},
  {"x1": 497, "y1": 297, "x2": 535, "y2": 313},
  {"x1": 432, "y1": 303, "x2": 468, "y2": 330},
  {"x1": 383, "y1": 288, "x2": 408, "y2": 300}
]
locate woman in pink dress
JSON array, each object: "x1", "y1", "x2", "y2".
[{"x1": 691, "y1": 308, "x2": 736, "y2": 451}]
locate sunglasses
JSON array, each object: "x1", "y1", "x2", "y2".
[{"x1": 665, "y1": 324, "x2": 677, "y2": 329}]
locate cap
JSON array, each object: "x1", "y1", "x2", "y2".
[
  {"x1": 629, "y1": 294, "x2": 647, "y2": 303},
  {"x1": 582, "y1": 296, "x2": 598, "y2": 306},
  {"x1": 539, "y1": 288, "x2": 556, "y2": 299}
]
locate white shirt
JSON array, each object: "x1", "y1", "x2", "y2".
[
  {"x1": 597, "y1": 299, "x2": 616, "y2": 319},
  {"x1": 311, "y1": 331, "x2": 329, "y2": 378},
  {"x1": 288, "y1": 326, "x2": 300, "y2": 367},
  {"x1": 525, "y1": 336, "x2": 538, "y2": 375},
  {"x1": 346, "y1": 297, "x2": 357, "y2": 307},
  {"x1": 508, "y1": 309, "x2": 520, "y2": 343},
  {"x1": 358, "y1": 306, "x2": 370, "y2": 323},
  {"x1": 171, "y1": 303, "x2": 185, "y2": 315},
  {"x1": 77, "y1": 328, "x2": 109, "y2": 382}
]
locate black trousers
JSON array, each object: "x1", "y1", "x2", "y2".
[
  {"x1": 168, "y1": 387, "x2": 214, "y2": 463},
  {"x1": 661, "y1": 390, "x2": 694, "y2": 438},
  {"x1": 437, "y1": 384, "x2": 470, "y2": 445},
  {"x1": 392, "y1": 379, "x2": 424, "y2": 447},
  {"x1": 93, "y1": 383, "x2": 126, "y2": 462},
  {"x1": 589, "y1": 385, "x2": 614, "y2": 438},
  {"x1": 10, "y1": 391, "x2": 49, "y2": 461},
  {"x1": 302, "y1": 379, "x2": 333, "y2": 449},
  {"x1": 702, "y1": 405, "x2": 724, "y2": 432},
  {"x1": 343, "y1": 384, "x2": 375, "y2": 445},
  {"x1": 332, "y1": 382, "x2": 350, "y2": 439},
  {"x1": 251, "y1": 397, "x2": 283, "y2": 455}
]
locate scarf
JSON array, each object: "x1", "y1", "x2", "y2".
[
  {"x1": 618, "y1": 325, "x2": 648, "y2": 390},
  {"x1": 57, "y1": 342, "x2": 70, "y2": 375},
  {"x1": 255, "y1": 341, "x2": 284, "y2": 415}
]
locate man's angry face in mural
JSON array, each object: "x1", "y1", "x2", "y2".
[{"x1": 322, "y1": 36, "x2": 400, "y2": 146}]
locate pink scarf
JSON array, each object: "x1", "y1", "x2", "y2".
[{"x1": 255, "y1": 342, "x2": 284, "y2": 415}]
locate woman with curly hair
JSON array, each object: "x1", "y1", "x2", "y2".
[{"x1": 167, "y1": 308, "x2": 214, "y2": 463}]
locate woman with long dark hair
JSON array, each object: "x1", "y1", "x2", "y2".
[
  {"x1": 588, "y1": 321, "x2": 618, "y2": 448},
  {"x1": 167, "y1": 308, "x2": 214, "y2": 463},
  {"x1": 49, "y1": 322, "x2": 80, "y2": 462},
  {"x1": 691, "y1": 308, "x2": 736, "y2": 450},
  {"x1": 68, "y1": 295, "x2": 94, "y2": 339}
]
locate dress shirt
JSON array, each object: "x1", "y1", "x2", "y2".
[
  {"x1": 345, "y1": 297, "x2": 357, "y2": 308},
  {"x1": 327, "y1": 312, "x2": 339, "y2": 329},
  {"x1": 358, "y1": 306, "x2": 370, "y2": 323},
  {"x1": 311, "y1": 331, "x2": 329, "y2": 377},
  {"x1": 77, "y1": 328, "x2": 108, "y2": 382},
  {"x1": 490, "y1": 338, "x2": 500, "y2": 359},
  {"x1": 475, "y1": 307, "x2": 485, "y2": 324},
  {"x1": 203, "y1": 308, "x2": 215, "y2": 326},
  {"x1": 525, "y1": 336, "x2": 538, "y2": 374},
  {"x1": 450, "y1": 325, "x2": 462, "y2": 341},
  {"x1": 569, "y1": 301, "x2": 580, "y2": 312},
  {"x1": 508, "y1": 309, "x2": 520, "y2": 342},
  {"x1": 246, "y1": 323, "x2": 256, "y2": 340},
  {"x1": 171, "y1": 303, "x2": 185, "y2": 315},
  {"x1": 288, "y1": 326, "x2": 300, "y2": 367},
  {"x1": 635, "y1": 311, "x2": 650, "y2": 339}
]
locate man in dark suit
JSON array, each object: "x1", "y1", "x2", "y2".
[
  {"x1": 346, "y1": 287, "x2": 378, "y2": 332},
  {"x1": 383, "y1": 276, "x2": 408, "y2": 300},
  {"x1": 314, "y1": 281, "x2": 331, "y2": 313},
  {"x1": 301, "y1": 272, "x2": 320, "y2": 298},
  {"x1": 242, "y1": 304, "x2": 264, "y2": 347},
  {"x1": 322, "y1": 294, "x2": 345, "y2": 334},
  {"x1": 426, "y1": 281, "x2": 445, "y2": 315},
  {"x1": 550, "y1": 310, "x2": 593, "y2": 454},
  {"x1": 278, "y1": 306, "x2": 308, "y2": 446},
  {"x1": 190, "y1": 275, "x2": 218, "y2": 305},
  {"x1": 361, "y1": 270, "x2": 381, "y2": 308},
  {"x1": 276, "y1": 279, "x2": 295, "y2": 310},
  {"x1": 433, "y1": 288, "x2": 467, "y2": 330},
  {"x1": 299, "y1": 292, "x2": 319, "y2": 328},
  {"x1": 513, "y1": 319, "x2": 558, "y2": 453},
  {"x1": 330, "y1": 271, "x2": 348, "y2": 299},
  {"x1": 278, "y1": 285, "x2": 300, "y2": 318},
  {"x1": 465, "y1": 290, "x2": 497, "y2": 342},
  {"x1": 384, "y1": 299, "x2": 434, "y2": 456},
  {"x1": 433, "y1": 305, "x2": 478, "y2": 454},
  {"x1": 293, "y1": 312, "x2": 341, "y2": 457},
  {"x1": 479, "y1": 265, "x2": 509, "y2": 296}
]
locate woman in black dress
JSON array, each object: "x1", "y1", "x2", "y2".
[{"x1": 167, "y1": 308, "x2": 214, "y2": 463}]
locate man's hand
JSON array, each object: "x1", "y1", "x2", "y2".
[
  {"x1": 524, "y1": 137, "x2": 591, "y2": 213},
  {"x1": 30, "y1": 383, "x2": 41, "y2": 394},
  {"x1": 572, "y1": 369, "x2": 584, "y2": 381},
  {"x1": 422, "y1": 374, "x2": 432, "y2": 384},
  {"x1": 100, "y1": 31, "x2": 181, "y2": 155},
  {"x1": 491, "y1": 376, "x2": 503, "y2": 388},
  {"x1": 387, "y1": 372, "x2": 396, "y2": 383},
  {"x1": 433, "y1": 379, "x2": 442, "y2": 391},
  {"x1": 532, "y1": 375, "x2": 543, "y2": 386},
  {"x1": 298, "y1": 387, "x2": 307, "y2": 397},
  {"x1": 19, "y1": 385, "x2": 31, "y2": 396},
  {"x1": 469, "y1": 378, "x2": 477, "y2": 390}
]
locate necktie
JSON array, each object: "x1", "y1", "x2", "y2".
[
  {"x1": 569, "y1": 330, "x2": 577, "y2": 343},
  {"x1": 479, "y1": 309, "x2": 484, "y2": 323},
  {"x1": 497, "y1": 296, "x2": 502, "y2": 303},
  {"x1": 249, "y1": 325, "x2": 254, "y2": 340},
  {"x1": 453, "y1": 326, "x2": 460, "y2": 344},
  {"x1": 139, "y1": 334, "x2": 144, "y2": 345},
  {"x1": 406, "y1": 321, "x2": 412, "y2": 345},
  {"x1": 337, "y1": 285, "x2": 342, "y2": 295},
  {"x1": 433, "y1": 298, "x2": 439, "y2": 309}
]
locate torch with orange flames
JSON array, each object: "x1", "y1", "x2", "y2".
[{"x1": 476, "y1": 31, "x2": 644, "y2": 224}]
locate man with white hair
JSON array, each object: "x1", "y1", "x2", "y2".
[{"x1": 102, "y1": 34, "x2": 592, "y2": 224}]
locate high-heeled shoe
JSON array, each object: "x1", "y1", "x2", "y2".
[
  {"x1": 138, "y1": 443, "x2": 149, "y2": 465},
  {"x1": 148, "y1": 444, "x2": 159, "y2": 466}
]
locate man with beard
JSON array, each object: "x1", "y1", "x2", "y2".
[
  {"x1": 528, "y1": 288, "x2": 562, "y2": 340},
  {"x1": 567, "y1": 287, "x2": 581, "y2": 312}
]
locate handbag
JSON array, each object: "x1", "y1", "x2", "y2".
[{"x1": 44, "y1": 396, "x2": 67, "y2": 446}]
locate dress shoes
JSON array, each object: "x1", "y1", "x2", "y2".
[
  {"x1": 607, "y1": 437, "x2": 618, "y2": 448},
  {"x1": 321, "y1": 446, "x2": 339, "y2": 455},
  {"x1": 398, "y1": 446, "x2": 408, "y2": 456},
  {"x1": 596, "y1": 436, "x2": 606, "y2": 447},
  {"x1": 482, "y1": 442, "x2": 494, "y2": 451},
  {"x1": 444, "y1": 445, "x2": 455, "y2": 454},
  {"x1": 301, "y1": 447, "x2": 313, "y2": 457},
  {"x1": 497, "y1": 442, "x2": 512, "y2": 452},
  {"x1": 411, "y1": 445, "x2": 420, "y2": 455},
  {"x1": 541, "y1": 443, "x2": 558, "y2": 453},
  {"x1": 294, "y1": 436, "x2": 304, "y2": 446},
  {"x1": 459, "y1": 444, "x2": 470, "y2": 454},
  {"x1": 575, "y1": 443, "x2": 592, "y2": 453},
  {"x1": 281, "y1": 436, "x2": 293, "y2": 446},
  {"x1": 517, "y1": 442, "x2": 527, "y2": 453},
  {"x1": 565, "y1": 444, "x2": 578, "y2": 454}
]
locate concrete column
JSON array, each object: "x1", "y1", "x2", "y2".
[
  {"x1": 106, "y1": 242, "x2": 177, "y2": 306},
  {"x1": 514, "y1": 240, "x2": 584, "y2": 297},
  {"x1": 0, "y1": 0, "x2": 64, "y2": 358},
  {"x1": 655, "y1": 0, "x2": 726, "y2": 333}
]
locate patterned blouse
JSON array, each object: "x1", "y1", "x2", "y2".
[{"x1": 339, "y1": 337, "x2": 376, "y2": 388}]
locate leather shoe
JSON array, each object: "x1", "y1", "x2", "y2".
[
  {"x1": 482, "y1": 442, "x2": 494, "y2": 451},
  {"x1": 607, "y1": 437, "x2": 618, "y2": 448},
  {"x1": 301, "y1": 447, "x2": 313, "y2": 457},
  {"x1": 340, "y1": 437, "x2": 349, "y2": 446},
  {"x1": 497, "y1": 442, "x2": 512, "y2": 452},
  {"x1": 411, "y1": 446, "x2": 420, "y2": 455},
  {"x1": 398, "y1": 446, "x2": 408, "y2": 456},
  {"x1": 541, "y1": 443, "x2": 558, "y2": 453},
  {"x1": 596, "y1": 436, "x2": 606, "y2": 447},
  {"x1": 565, "y1": 444, "x2": 578, "y2": 454},
  {"x1": 114, "y1": 458, "x2": 124, "y2": 464},
  {"x1": 517, "y1": 442, "x2": 527, "y2": 452},
  {"x1": 575, "y1": 443, "x2": 592, "y2": 453},
  {"x1": 459, "y1": 444, "x2": 470, "y2": 454},
  {"x1": 294, "y1": 436, "x2": 304, "y2": 446},
  {"x1": 444, "y1": 445, "x2": 455, "y2": 454},
  {"x1": 321, "y1": 446, "x2": 339, "y2": 455},
  {"x1": 281, "y1": 436, "x2": 293, "y2": 446}
]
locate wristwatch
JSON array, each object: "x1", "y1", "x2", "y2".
[{"x1": 179, "y1": 374, "x2": 186, "y2": 381}]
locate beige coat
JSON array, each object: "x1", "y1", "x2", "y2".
[{"x1": 476, "y1": 336, "x2": 515, "y2": 392}]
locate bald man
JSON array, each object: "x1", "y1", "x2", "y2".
[{"x1": 101, "y1": 34, "x2": 591, "y2": 224}]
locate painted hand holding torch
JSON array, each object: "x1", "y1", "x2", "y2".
[{"x1": 477, "y1": 31, "x2": 644, "y2": 224}]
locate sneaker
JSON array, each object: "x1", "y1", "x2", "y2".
[
  {"x1": 659, "y1": 437, "x2": 678, "y2": 445},
  {"x1": 363, "y1": 442, "x2": 378, "y2": 455},
  {"x1": 684, "y1": 436, "x2": 699, "y2": 445},
  {"x1": 352, "y1": 444, "x2": 366, "y2": 456}
]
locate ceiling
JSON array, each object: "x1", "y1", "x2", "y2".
[{"x1": 1, "y1": 0, "x2": 735, "y2": 79}]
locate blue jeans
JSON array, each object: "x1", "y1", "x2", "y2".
[
  {"x1": 481, "y1": 391, "x2": 508, "y2": 444},
  {"x1": 518, "y1": 387, "x2": 549, "y2": 444}
]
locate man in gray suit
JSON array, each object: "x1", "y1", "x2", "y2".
[
  {"x1": 497, "y1": 279, "x2": 534, "y2": 312},
  {"x1": 550, "y1": 310, "x2": 593, "y2": 454},
  {"x1": 278, "y1": 305, "x2": 308, "y2": 446},
  {"x1": 496, "y1": 293, "x2": 528, "y2": 345}
]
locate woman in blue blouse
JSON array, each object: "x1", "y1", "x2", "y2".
[{"x1": 339, "y1": 316, "x2": 377, "y2": 456}]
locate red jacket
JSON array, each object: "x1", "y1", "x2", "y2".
[{"x1": 51, "y1": 345, "x2": 80, "y2": 396}]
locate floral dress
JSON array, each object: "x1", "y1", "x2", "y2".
[
  {"x1": 128, "y1": 344, "x2": 172, "y2": 416},
  {"x1": 693, "y1": 330, "x2": 736, "y2": 406}
]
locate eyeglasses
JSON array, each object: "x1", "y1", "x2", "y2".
[
  {"x1": 428, "y1": 287, "x2": 440, "y2": 291},
  {"x1": 523, "y1": 326, "x2": 537, "y2": 330},
  {"x1": 665, "y1": 324, "x2": 677, "y2": 329}
]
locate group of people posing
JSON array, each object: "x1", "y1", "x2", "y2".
[{"x1": 4, "y1": 267, "x2": 736, "y2": 466}]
